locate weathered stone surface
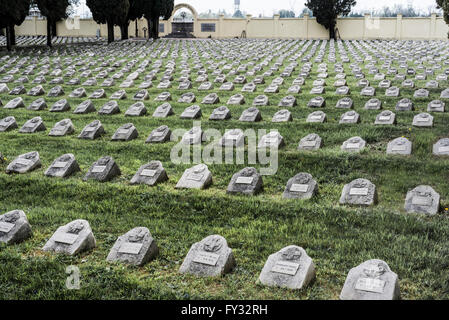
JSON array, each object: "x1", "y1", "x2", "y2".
[
  {"x1": 375, "y1": 110, "x2": 396, "y2": 125},
  {"x1": 111, "y1": 123, "x2": 138, "y2": 141},
  {"x1": 178, "y1": 92, "x2": 196, "y2": 103},
  {"x1": 84, "y1": 156, "x2": 121, "y2": 182},
  {"x1": 0, "y1": 116, "x2": 18, "y2": 132},
  {"x1": 252, "y1": 95, "x2": 269, "y2": 106},
  {"x1": 154, "y1": 91, "x2": 171, "y2": 102},
  {"x1": 98, "y1": 101, "x2": 120, "y2": 115},
  {"x1": 427, "y1": 100, "x2": 445, "y2": 112},
  {"x1": 179, "y1": 235, "x2": 235, "y2": 277},
  {"x1": 69, "y1": 87, "x2": 87, "y2": 98},
  {"x1": 239, "y1": 107, "x2": 262, "y2": 122},
  {"x1": 180, "y1": 105, "x2": 202, "y2": 119},
  {"x1": 42, "y1": 219, "x2": 96, "y2": 256},
  {"x1": 307, "y1": 96, "x2": 325, "y2": 108},
  {"x1": 181, "y1": 127, "x2": 205, "y2": 145},
  {"x1": 387, "y1": 137, "x2": 412, "y2": 155},
  {"x1": 27, "y1": 85, "x2": 45, "y2": 96},
  {"x1": 78, "y1": 120, "x2": 105, "y2": 140},
  {"x1": 272, "y1": 109, "x2": 292, "y2": 122},
  {"x1": 413, "y1": 113, "x2": 433, "y2": 127},
  {"x1": 336, "y1": 97, "x2": 353, "y2": 109},
  {"x1": 227, "y1": 94, "x2": 245, "y2": 105},
  {"x1": 364, "y1": 98, "x2": 382, "y2": 110},
  {"x1": 4, "y1": 97, "x2": 25, "y2": 109},
  {"x1": 153, "y1": 103, "x2": 174, "y2": 118},
  {"x1": 6, "y1": 151, "x2": 41, "y2": 174},
  {"x1": 220, "y1": 129, "x2": 245, "y2": 147},
  {"x1": 130, "y1": 161, "x2": 168, "y2": 186},
  {"x1": 278, "y1": 95, "x2": 296, "y2": 107},
  {"x1": 404, "y1": 185, "x2": 440, "y2": 215},
  {"x1": 49, "y1": 119, "x2": 75, "y2": 137},
  {"x1": 47, "y1": 85, "x2": 64, "y2": 97},
  {"x1": 89, "y1": 89, "x2": 106, "y2": 99},
  {"x1": 227, "y1": 167, "x2": 263, "y2": 196},
  {"x1": 202, "y1": 93, "x2": 219, "y2": 104},
  {"x1": 133, "y1": 89, "x2": 149, "y2": 101},
  {"x1": 258, "y1": 245, "x2": 315, "y2": 290},
  {"x1": 283, "y1": 173, "x2": 318, "y2": 200},
  {"x1": 339, "y1": 111, "x2": 360, "y2": 124},
  {"x1": 339, "y1": 178, "x2": 377, "y2": 206},
  {"x1": 110, "y1": 89, "x2": 127, "y2": 100},
  {"x1": 73, "y1": 100, "x2": 96, "y2": 114},
  {"x1": 45, "y1": 153, "x2": 80, "y2": 178},
  {"x1": 107, "y1": 227, "x2": 159, "y2": 266},
  {"x1": 28, "y1": 98, "x2": 47, "y2": 111},
  {"x1": 176, "y1": 164, "x2": 212, "y2": 190},
  {"x1": 146, "y1": 125, "x2": 171, "y2": 143},
  {"x1": 307, "y1": 111, "x2": 326, "y2": 123},
  {"x1": 433, "y1": 138, "x2": 449, "y2": 156},
  {"x1": 396, "y1": 98, "x2": 413, "y2": 111},
  {"x1": 298, "y1": 133, "x2": 322, "y2": 151},
  {"x1": 340, "y1": 259, "x2": 400, "y2": 300},
  {"x1": 49, "y1": 99, "x2": 70, "y2": 112},
  {"x1": 210, "y1": 106, "x2": 231, "y2": 120},
  {"x1": 19, "y1": 117, "x2": 46, "y2": 133},
  {"x1": 0, "y1": 210, "x2": 32, "y2": 245},
  {"x1": 341, "y1": 137, "x2": 366, "y2": 153}
]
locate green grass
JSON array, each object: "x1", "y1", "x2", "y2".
[{"x1": 1, "y1": 39, "x2": 449, "y2": 300}]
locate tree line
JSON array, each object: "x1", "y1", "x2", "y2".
[{"x1": 1, "y1": 0, "x2": 174, "y2": 51}]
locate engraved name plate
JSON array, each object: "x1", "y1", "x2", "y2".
[
  {"x1": 439, "y1": 146, "x2": 449, "y2": 153},
  {"x1": 344, "y1": 116, "x2": 355, "y2": 121},
  {"x1": 412, "y1": 197, "x2": 432, "y2": 206},
  {"x1": 85, "y1": 127, "x2": 96, "y2": 132},
  {"x1": 392, "y1": 146, "x2": 407, "y2": 151},
  {"x1": 379, "y1": 116, "x2": 391, "y2": 121},
  {"x1": 54, "y1": 232, "x2": 78, "y2": 245},
  {"x1": 302, "y1": 141, "x2": 317, "y2": 147},
  {"x1": 350, "y1": 188, "x2": 369, "y2": 196},
  {"x1": 355, "y1": 277, "x2": 386, "y2": 294},
  {"x1": 311, "y1": 115, "x2": 322, "y2": 120},
  {"x1": 118, "y1": 242, "x2": 143, "y2": 255},
  {"x1": 117, "y1": 129, "x2": 129, "y2": 134},
  {"x1": 141, "y1": 169, "x2": 157, "y2": 177},
  {"x1": 188, "y1": 173, "x2": 204, "y2": 181},
  {"x1": 92, "y1": 166, "x2": 106, "y2": 173},
  {"x1": 290, "y1": 184, "x2": 309, "y2": 193},
  {"x1": 0, "y1": 221, "x2": 15, "y2": 233},
  {"x1": 193, "y1": 252, "x2": 220, "y2": 266},
  {"x1": 52, "y1": 161, "x2": 68, "y2": 168},
  {"x1": 15, "y1": 159, "x2": 33, "y2": 166},
  {"x1": 236, "y1": 177, "x2": 254, "y2": 184},
  {"x1": 346, "y1": 143, "x2": 360, "y2": 149},
  {"x1": 271, "y1": 261, "x2": 300, "y2": 276}
]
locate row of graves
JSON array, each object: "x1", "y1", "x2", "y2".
[
  {"x1": 2, "y1": 151, "x2": 442, "y2": 216},
  {"x1": 0, "y1": 209, "x2": 400, "y2": 299},
  {"x1": 0, "y1": 35, "x2": 105, "y2": 48}
]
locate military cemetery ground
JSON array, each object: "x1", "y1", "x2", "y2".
[{"x1": 1, "y1": 37, "x2": 449, "y2": 300}]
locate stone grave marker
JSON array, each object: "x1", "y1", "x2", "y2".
[
  {"x1": 176, "y1": 164, "x2": 212, "y2": 190},
  {"x1": 44, "y1": 153, "x2": 80, "y2": 178},
  {"x1": 84, "y1": 156, "x2": 121, "y2": 182},
  {"x1": 42, "y1": 219, "x2": 96, "y2": 255},
  {"x1": 258, "y1": 131, "x2": 285, "y2": 149},
  {"x1": 47, "y1": 85, "x2": 64, "y2": 97},
  {"x1": 6, "y1": 151, "x2": 41, "y2": 174},
  {"x1": 0, "y1": 116, "x2": 18, "y2": 132},
  {"x1": 339, "y1": 111, "x2": 360, "y2": 124},
  {"x1": 4, "y1": 97, "x2": 25, "y2": 109},
  {"x1": 28, "y1": 98, "x2": 47, "y2": 111},
  {"x1": 375, "y1": 110, "x2": 396, "y2": 125},
  {"x1": 49, "y1": 99, "x2": 70, "y2": 112},
  {"x1": 239, "y1": 107, "x2": 262, "y2": 122},
  {"x1": 178, "y1": 92, "x2": 196, "y2": 104},
  {"x1": 341, "y1": 137, "x2": 366, "y2": 153},
  {"x1": 413, "y1": 113, "x2": 433, "y2": 127},
  {"x1": 202, "y1": 93, "x2": 219, "y2": 104},
  {"x1": 181, "y1": 127, "x2": 205, "y2": 145},
  {"x1": 130, "y1": 161, "x2": 168, "y2": 186},
  {"x1": 153, "y1": 103, "x2": 174, "y2": 118},
  {"x1": 307, "y1": 96, "x2": 325, "y2": 108},
  {"x1": 404, "y1": 185, "x2": 440, "y2": 215},
  {"x1": 19, "y1": 117, "x2": 46, "y2": 133},
  {"x1": 272, "y1": 109, "x2": 292, "y2": 123},
  {"x1": 220, "y1": 129, "x2": 245, "y2": 147},
  {"x1": 9, "y1": 85, "x2": 26, "y2": 95},
  {"x1": 27, "y1": 85, "x2": 45, "y2": 96},
  {"x1": 125, "y1": 102, "x2": 147, "y2": 117},
  {"x1": 427, "y1": 100, "x2": 445, "y2": 112},
  {"x1": 387, "y1": 137, "x2": 412, "y2": 155},
  {"x1": 78, "y1": 120, "x2": 105, "y2": 140},
  {"x1": 227, "y1": 167, "x2": 263, "y2": 196},
  {"x1": 278, "y1": 95, "x2": 297, "y2": 107},
  {"x1": 340, "y1": 259, "x2": 400, "y2": 300},
  {"x1": 111, "y1": 123, "x2": 138, "y2": 141},
  {"x1": 298, "y1": 133, "x2": 322, "y2": 151},
  {"x1": 227, "y1": 94, "x2": 245, "y2": 105},
  {"x1": 180, "y1": 105, "x2": 202, "y2": 119},
  {"x1": 210, "y1": 106, "x2": 231, "y2": 120},
  {"x1": 336, "y1": 97, "x2": 353, "y2": 109},
  {"x1": 74, "y1": 100, "x2": 95, "y2": 114},
  {"x1": 155, "y1": 92, "x2": 171, "y2": 102},
  {"x1": 89, "y1": 89, "x2": 106, "y2": 99},
  {"x1": 69, "y1": 87, "x2": 87, "y2": 98},
  {"x1": 107, "y1": 227, "x2": 159, "y2": 266},
  {"x1": 133, "y1": 89, "x2": 149, "y2": 101},
  {"x1": 307, "y1": 111, "x2": 326, "y2": 123},
  {"x1": 364, "y1": 98, "x2": 382, "y2": 110},
  {"x1": 0, "y1": 210, "x2": 32, "y2": 245},
  {"x1": 433, "y1": 138, "x2": 449, "y2": 156},
  {"x1": 110, "y1": 89, "x2": 127, "y2": 100},
  {"x1": 146, "y1": 125, "x2": 171, "y2": 144},
  {"x1": 396, "y1": 98, "x2": 413, "y2": 111},
  {"x1": 98, "y1": 101, "x2": 120, "y2": 115},
  {"x1": 339, "y1": 178, "x2": 377, "y2": 206},
  {"x1": 283, "y1": 173, "x2": 318, "y2": 200},
  {"x1": 49, "y1": 119, "x2": 75, "y2": 136},
  {"x1": 179, "y1": 235, "x2": 235, "y2": 277}
]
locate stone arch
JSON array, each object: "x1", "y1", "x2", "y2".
[{"x1": 171, "y1": 3, "x2": 198, "y2": 20}]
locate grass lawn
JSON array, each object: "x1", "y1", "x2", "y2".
[{"x1": 1, "y1": 39, "x2": 449, "y2": 300}]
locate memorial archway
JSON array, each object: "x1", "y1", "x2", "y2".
[{"x1": 167, "y1": 3, "x2": 198, "y2": 38}]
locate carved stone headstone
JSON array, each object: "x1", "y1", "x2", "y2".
[
  {"x1": 375, "y1": 110, "x2": 396, "y2": 125},
  {"x1": 202, "y1": 93, "x2": 219, "y2": 104},
  {"x1": 0, "y1": 116, "x2": 18, "y2": 132},
  {"x1": 341, "y1": 137, "x2": 366, "y2": 153},
  {"x1": 427, "y1": 100, "x2": 445, "y2": 112},
  {"x1": 69, "y1": 87, "x2": 87, "y2": 98},
  {"x1": 396, "y1": 98, "x2": 413, "y2": 111},
  {"x1": 6, "y1": 151, "x2": 41, "y2": 174},
  {"x1": 84, "y1": 156, "x2": 121, "y2": 182},
  {"x1": 181, "y1": 127, "x2": 205, "y2": 145},
  {"x1": 47, "y1": 85, "x2": 64, "y2": 97},
  {"x1": 258, "y1": 245, "x2": 315, "y2": 290},
  {"x1": 227, "y1": 94, "x2": 245, "y2": 105},
  {"x1": 78, "y1": 120, "x2": 105, "y2": 140},
  {"x1": 283, "y1": 173, "x2": 318, "y2": 200},
  {"x1": 298, "y1": 133, "x2": 322, "y2": 151},
  {"x1": 258, "y1": 131, "x2": 285, "y2": 149},
  {"x1": 0, "y1": 210, "x2": 32, "y2": 245},
  {"x1": 252, "y1": 95, "x2": 269, "y2": 106},
  {"x1": 404, "y1": 185, "x2": 440, "y2": 215},
  {"x1": 433, "y1": 138, "x2": 449, "y2": 156},
  {"x1": 239, "y1": 107, "x2": 262, "y2": 122},
  {"x1": 180, "y1": 105, "x2": 202, "y2": 119},
  {"x1": 364, "y1": 98, "x2": 382, "y2": 110},
  {"x1": 98, "y1": 101, "x2": 120, "y2": 115},
  {"x1": 387, "y1": 137, "x2": 412, "y2": 155},
  {"x1": 272, "y1": 109, "x2": 292, "y2": 123},
  {"x1": 178, "y1": 92, "x2": 196, "y2": 104},
  {"x1": 208, "y1": 106, "x2": 230, "y2": 121},
  {"x1": 179, "y1": 235, "x2": 236, "y2": 277},
  {"x1": 130, "y1": 161, "x2": 168, "y2": 186},
  {"x1": 111, "y1": 123, "x2": 138, "y2": 141},
  {"x1": 307, "y1": 96, "x2": 325, "y2": 108},
  {"x1": 146, "y1": 125, "x2": 171, "y2": 144},
  {"x1": 339, "y1": 178, "x2": 377, "y2": 206},
  {"x1": 340, "y1": 259, "x2": 400, "y2": 300},
  {"x1": 220, "y1": 129, "x2": 245, "y2": 147},
  {"x1": 19, "y1": 117, "x2": 46, "y2": 133},
  {"x1": 44, "y1": 153, "x2": 80, "y2": 178},
  {"x1": 176, "y1": 164, "x2": 212, "y2": 190},
  {"x1": 413, "y1": 113, "x2": 433, "y2": 127},
  {"x1": 306, "y1": 111, "x2": 326, "y2": 123},
  {"x1": 74, "y1": 100, "x2": 96, "y2": 114},
  {"x1": 336, "y1": 97, "x2": 353, "y2": 109},
  {"x1": 339, "y1": 111, "x2": 360, "y2": 124},
  {"x1": 49, "y1": 119, "x2": 75, "y2": 136},
  {"x1": 107, "y1": 227, "x2": 158, "y2": 266},
  {"x1": 153, "y1": 103, "x2": 174, "y2": 118},
  {"x1": 49, "y1": 99, "x2": 70, "y2": 112},
  {"x1": 42, "y1": 219, "x2": 96, "y2": 255},
  {"x1": 4, "y1": 97, "x2": 25, "y2": 109},
  {"x1": 227, "y1": 167, "x2": 263, "y2": 196},
  {"x1": 28, "y1": 98, "x2": 47, "y2": 111}
]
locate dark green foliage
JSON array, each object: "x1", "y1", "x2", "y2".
[
  {"x1": 279, "y1": 10, "x2": 296, "y2": 18},
  {"x1": 305, "y1": 0, "x2": 356, "y2": 39},
  {"x1": 437, "y1": 0, "x2": 449, "y2": 37},
  {"x1": 0, "y1": 0, "x2": 31, "y2": 50},
  {"x1": 86, "y1": 0, "x2": 130, "y2": 43},
  {"x1": 143, "y1": 0, "x2": 174, "y2": 39}
]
